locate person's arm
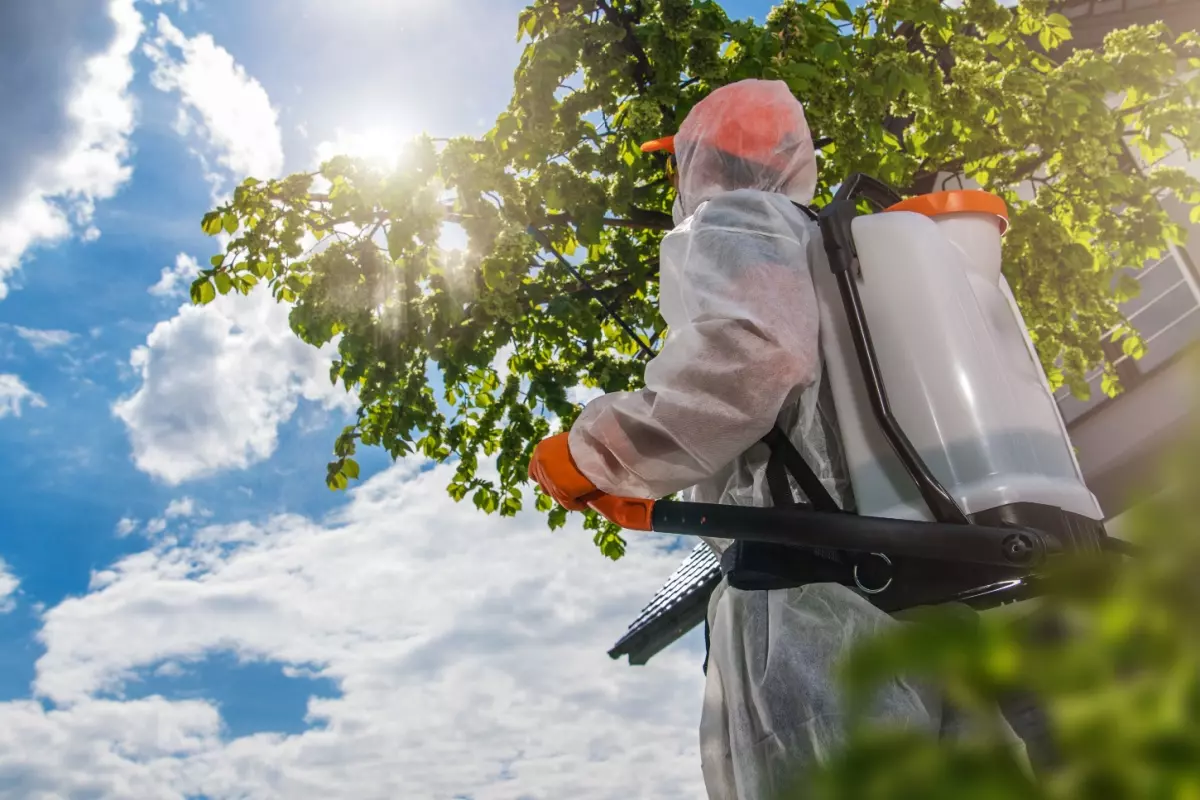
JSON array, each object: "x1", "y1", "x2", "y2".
[{"x1": 567, "y1": 192, "x2": 821, "y2": 499}]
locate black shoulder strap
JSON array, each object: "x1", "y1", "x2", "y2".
[
  {"x1": 765, "y1": 443, "x2": 795, "y2": 508},
  {"x1": 792, "y1": 202, "x2": 819, "y2": 222},
  {"x1": 761, "y1": 426, "x2": 840, "y2": 512}
]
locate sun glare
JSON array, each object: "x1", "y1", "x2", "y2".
[{"x1": 316, "y1": 127, "x2": 412, "y2": 171}]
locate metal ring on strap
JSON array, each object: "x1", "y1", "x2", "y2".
[{"x1": 853, "y1": 553, "x2": 893, "y2": 595}]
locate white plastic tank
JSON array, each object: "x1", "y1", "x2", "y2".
[{"x1": 812, "y1": 190, "x2": 1104, "y2": 523}]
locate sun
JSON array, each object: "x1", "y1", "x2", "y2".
[{"x1": 315, "y1": 126, "x2": 413, "y2": 171}]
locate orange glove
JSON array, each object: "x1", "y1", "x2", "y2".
[
  {"x1": 587, "y1": 495, "x2": 655, "y2": 532},
  {"x1": 528, "y1": 432, "x2": 601, "y2": 512},
  {"x1": 528, "y1": 433, "x2": 656, "y2": 530}
]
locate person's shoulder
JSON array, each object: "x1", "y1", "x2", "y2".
[{"x1": 691, "y1": 190, "x2": 812, "y2": 240}]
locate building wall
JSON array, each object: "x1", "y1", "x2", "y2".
[
  {"x1": 1060, "y1": 0, "x2": 1200, "y2": 52},
  {"x1": 1052, "y1": 54, "x2": 1200, "y2": 517}
]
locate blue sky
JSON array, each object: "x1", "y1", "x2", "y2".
[{"x1": 0, "y1": 0, "x2": 778, "y2": 796}]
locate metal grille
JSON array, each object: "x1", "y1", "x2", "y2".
[{"x1": 607, "y1": 543, "x2": 719, "y2": 663}]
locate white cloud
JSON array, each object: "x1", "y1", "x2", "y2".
[
  {"x1": 164, "y1": 497, "x2": 199, "y2": 518},
  {"x1": 115, "y1": 517, "x2": 140, "y2": 537},
  {"x1": 0, "y1": 697, "x2": 219, "y2": 797},
  {"x1": 149, "y1": 252, "x2": 201, "y2": 298},
  {"x1": 144, "y1": 14, "x2": 285, "y2": 188},
  {"x1": 119, "y1": 19, "x2": 330, "y2": 486},
  {"x1": 0, "y1": 0, "x2": 141, "y2": 300},
  {"x1": 154, "y1": 661, "x2": 187, "y2": 678},
  {"x1": 113, "y1": 289, "x2": 354, "y2": 485},
  {"x1": 138, "y1": 497, "x2": 205, "y2": 539},
  {"x1": 0, "y1": 558, "x2": 19, "y2": 614},
  {"x1": 569, "y1": 384, "x2": 605, "y2": 406},
  {"x1": 3, "y1": 458, "x2": 704, "y2": 798},
  {"x1": 14, "y1": 326, "x2": 76, "y2": 352},
  {"x1": 491, "y1": 342, "x2": 515, "y2": 382},
  {"x1": 0, "y1": 375, "x2": 47, "y2": 418}
]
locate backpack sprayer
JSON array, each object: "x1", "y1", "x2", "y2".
[{"x1": 529, "y1": 173, "x2": 1131, "y2": 614}]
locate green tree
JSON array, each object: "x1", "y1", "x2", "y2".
[
  {"x1": 193, "y1": 0, "x2": 1200, "y2": 557},
  {"x1": 795, "y1": 356, "x2": 1200, "y2": 799}
]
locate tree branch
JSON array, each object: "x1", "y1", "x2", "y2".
[
  {"x1": 594, "y1": 0, "x2": 674, "y2": 122},
  {"x1": 546, "y1": 208, "x2": 673, "y2": 231},
  {"x1": 907, "y1": 158, "x2": 966, "y2": 195},
  {"x1": 1010, "y1": 153, "x2": 1050, "y2": 184},
  {"x1": 595, "y1": 0, "x2": 653, "y2": 91}
]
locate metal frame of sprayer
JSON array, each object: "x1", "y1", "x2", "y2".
[{"x1": 528, "y1": 173, "x2": 1133, "y2": 615}]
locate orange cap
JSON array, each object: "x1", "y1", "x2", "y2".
[
  {"x1": 640, "y1": 136, "x2": 675, "y2": 154},
  {"x1": 885, "y1": 190, "x2": 1010, "y2": 235}
]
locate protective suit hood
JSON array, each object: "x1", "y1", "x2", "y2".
[{"x1": 674, "y1": 80, "x2": 818, "y2": 218}]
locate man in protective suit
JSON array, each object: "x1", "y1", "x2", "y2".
[{"x1": 528, "y1": 79, "x2": 1022, "y2": 798}]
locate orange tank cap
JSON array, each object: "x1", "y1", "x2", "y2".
[{"x1": 885, "y1": 190, "x2": 1009, "y2": 235}]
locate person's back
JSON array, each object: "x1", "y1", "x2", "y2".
[
  {"x1": 660, "y1": 188, "x2": 853, "y2": 555},
  {"x1": 564, "y1": 81, "x2": 849, "y2": 534},
  {"x1": 527, "y1": 79, "x2": 1024, "y2": 798}
]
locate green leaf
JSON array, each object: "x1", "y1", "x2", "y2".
[
  {"x1": 517, "y1": 8, "x2": 535, "y2": 41},
  {"x1": 493, "y1": 113, "x2": 519, "y2": 143},
  {"x1": 190, "y1": 278, "x2": 216, "y2": 305},
  {"x1": 1190, "y1": 205, "x2": 1200, "y2": 225},
  {"x1": 814, "y1": 41, "x2": 840, "y2": 64},
  {"x1": 342, "y1": 458, "x2": 360, "y2": 479},
  {"x1": 210, "y1": 255, "x2": 224, "y2": 267},
  {"x1": 1017, "y1": 14, "x2": 1042, "y2": 36},
  {"x1": 222, "y1": 213, "x2": 238, "y2": 235},
  {"x1": 592, "y1": 528, "x2": 627, "y2": 560},
  {"x1": 1122, "y1": 336, "x2": 1146, "y2": 360},
  {"x1": 201, "y1": 212, "x2": 223, "y2": 236},
  {"x1": 214, "y1": 272, "x2": 233, "y2": 295},
  {"x1": 1038, "y1": 26, "x2": 1058, "y2": 52},
  {"x1": 472, "y1": 488, "x2": 498, "y2": 514}
]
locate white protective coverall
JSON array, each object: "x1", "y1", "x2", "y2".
[{"x1": 566, "y1": 80, "x2": 1025, "y2": 798}]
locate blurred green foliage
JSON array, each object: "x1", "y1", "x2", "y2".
[{"x1": 793, "y1": 356, "x2": 1200, "y2": 799}]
